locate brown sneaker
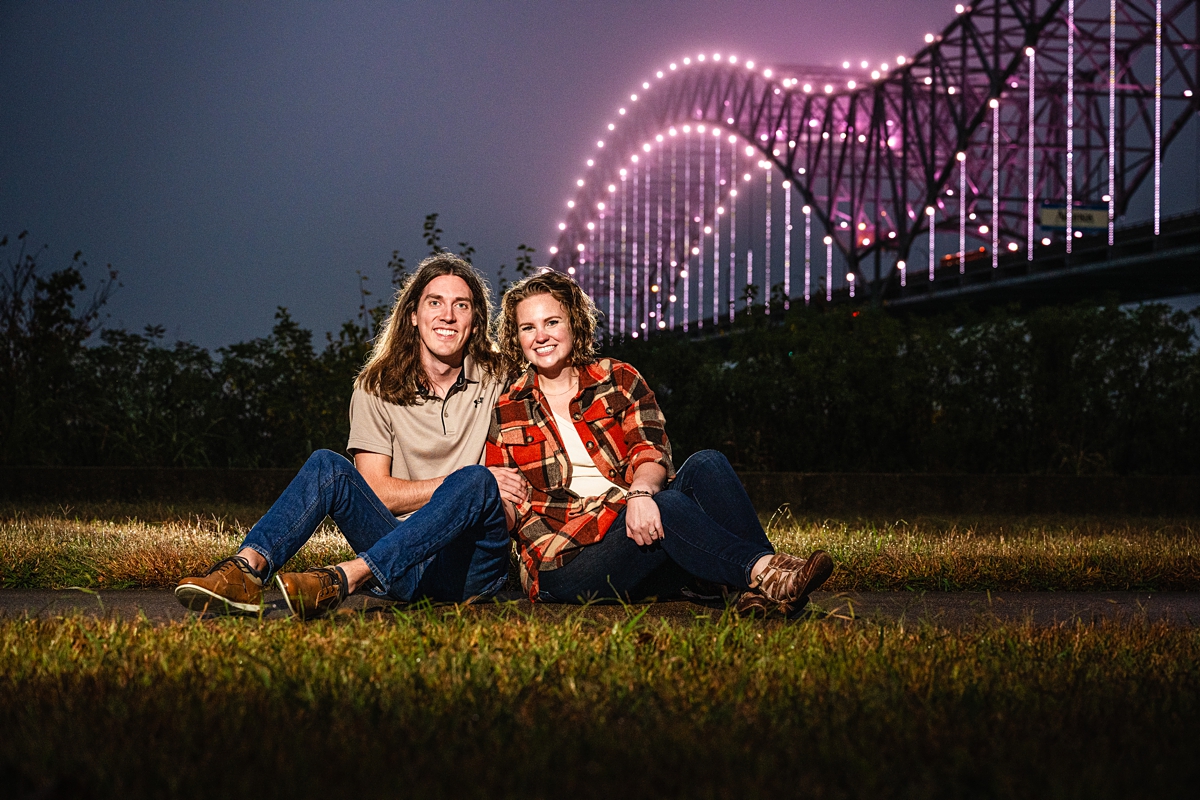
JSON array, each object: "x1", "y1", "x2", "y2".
[
  {"x1": 736, "y1": 550, "x2": 834, "y2": 618},
  {"x1": 175, "y1": 556, "x2": 265, "y2": 615},
  {"x1": 276, "y1": 566, "x2": 348, "y2": 620}
]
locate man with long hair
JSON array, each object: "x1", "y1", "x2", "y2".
[{"x1": 175, "y1": 254, "x2": 526, "y2": 618}]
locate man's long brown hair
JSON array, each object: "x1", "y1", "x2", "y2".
[
  {"x1": 498, "y1": 269, "x2": 599, "y2": 383},
  {"x1": 355, "y1": 254, "x2": 498, "y2": 405}
]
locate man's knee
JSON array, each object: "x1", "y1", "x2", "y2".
[
  {"x1": 306, "y1": 449, "x2": 354, "y2": 476},
  {"x1": 445, "y1": 464, "x2": 499, "y2": 498}
]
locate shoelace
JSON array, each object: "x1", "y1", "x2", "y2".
[
  {"x1": 206, "y1": 555, "x2": 267, "y2": 584},
  {"x1": 308, "y1": 566, "x2": 349, "y2": 602},
  {"x1": 206, "y1": 556, "x2": 251, "y2": 576}
]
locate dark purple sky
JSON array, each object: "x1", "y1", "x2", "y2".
[{"x1": 3, "y1": 1, "x2": 1195, "y2": 349}]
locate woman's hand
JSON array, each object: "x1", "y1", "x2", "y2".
[
  {"x1": 489, "y1": 466, "x2": 528, "y2": 531},
  {"x1": 488, "y1": 466, "x2": 528, "y2": 506},
  {"x1": 624, "y1": 495, "x2": 663, "y2": 546},
  {"x1": 624, "y1": 461, "x2": 667, "y2": 546}
]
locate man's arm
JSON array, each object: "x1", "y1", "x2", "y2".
[
  {"x1": 355, "y1": 450, "x2": 527, "y2": 520},
  {"x1": 353, "y1": 451, "x2": 444, "y2": 516}
]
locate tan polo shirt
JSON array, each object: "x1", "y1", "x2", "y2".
[{"x1": 347, "y1": 355, "x2": 503, "y2": 519}]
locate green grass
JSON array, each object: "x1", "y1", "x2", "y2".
[
  {"x1": 2, "y1": 501, "x2": 1198, "y2": 591},
  {"x1": 769, "y1": 513, "x2": 1200, "y2": 591},
  {"x1": 2, "y1": 609, "x2": 1198, "y2": 799}
]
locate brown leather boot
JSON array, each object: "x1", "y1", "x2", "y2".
[
  {"x1": 276, "y1": 566, "x2": 349, "y2": 620},
  {"x1": 736, "y1": 550, "x2": 834, "y2": 618},
  {"x1": 175, "y1": 556, "x2": 265, "y2": 615}
]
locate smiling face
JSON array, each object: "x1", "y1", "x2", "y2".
[
  {"x1": 410, "y1": 274, "x2": 475, "y2": 365},
  {"x1": 516, "y1": 292, "x2": 574, "y2": 378}
]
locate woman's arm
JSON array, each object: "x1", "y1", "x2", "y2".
[
  {"x1": 623, "y1": 461, "x2": 667, "y2": 546},
  {"x1": 612, "y1": 363, "x2": 674, "y2": 484}
]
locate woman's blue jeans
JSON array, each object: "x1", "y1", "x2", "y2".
[
  {"x1": 240, "y1": 450, "x2": 510, "y2": 602},
  {"x1": 537, "y1": 449, "x2": 774, "y2": 603}
]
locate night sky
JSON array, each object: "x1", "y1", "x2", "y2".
[{"x1": 3, "y1": 1, "x2": 1196, "y2": 350}]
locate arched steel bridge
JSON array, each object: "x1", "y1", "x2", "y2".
[{"x1": 547, "y1": 0, "x2": 1199, "y2": 336}]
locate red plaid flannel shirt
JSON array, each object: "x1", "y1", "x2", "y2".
[{"x1": 485, "y1": 358, "x2": 674, "y2": 600}]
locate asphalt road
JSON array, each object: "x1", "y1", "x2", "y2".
[{"x1": 2, "y1": 588, "x2": 1198, "y2": 627}]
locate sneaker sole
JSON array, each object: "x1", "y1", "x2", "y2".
[
  {"x1": 276, "y1": 574, "x2": 301, "y2": 618},
  {"x1": 174, "y1": 584, "x2": 263, "y2": 615}
]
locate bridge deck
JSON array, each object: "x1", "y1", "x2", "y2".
[{"x1": 883, "y1": 211, "x2": 1200, "y2": 312}]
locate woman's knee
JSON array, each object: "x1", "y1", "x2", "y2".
[
  {"x1": 652, "y1": 489, "x2": 695, "y2": 523},
  {"x1": 686, "y1": 449, "x2": 730, "y2": 470},
  {"x1": 676, "y1": 449, "x2": 733, "y2": 482}
]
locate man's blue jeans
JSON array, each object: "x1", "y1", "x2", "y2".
[
  {"x1": 241, "y1": 450, "x2": 510, "y2": 602},
  {"x1": 537, "y1": 449, "x2": 774, "y2": 603}
]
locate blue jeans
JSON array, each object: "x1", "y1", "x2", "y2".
[
  {"x1": 537, "y1": 449, "x2": 774, "y2": 603},
  {"x1": 241, "y1": 450, "x2": 510, "y2": 602}
]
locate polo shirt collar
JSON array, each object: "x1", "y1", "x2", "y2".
[{"x1": 417, "y1": 355, "x2": 479, "y2": 399}]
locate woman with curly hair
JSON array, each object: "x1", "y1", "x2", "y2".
[{"x1": 486, "y1": 269, "x2": 832, "y2": 616}]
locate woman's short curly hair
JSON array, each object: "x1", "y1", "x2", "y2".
[{"x1": 498, "y1": 269, "x2": 599, "y2": 382}]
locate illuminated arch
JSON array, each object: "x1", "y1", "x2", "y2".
[{"x1": 549, "y1": 0, "x2": 1198, "y2": 332}]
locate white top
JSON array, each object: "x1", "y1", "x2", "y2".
[{"x1": 552, "y1": 408, "x2": 622, "y2": 499}]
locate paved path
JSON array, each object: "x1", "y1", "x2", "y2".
[{"x1": 2, "y1": 588, "x2": 1198, "y2": 627}]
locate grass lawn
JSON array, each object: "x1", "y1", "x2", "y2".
[
  {"x1": 2, "y1": 500, "x2": 1198, "y2": 592},
  {"x1": 4, "y1": 503, "x2": 1199, "y2": 797},
  {"x1": 2, "y1": 609, "x2": 1198, "y2": 799}
]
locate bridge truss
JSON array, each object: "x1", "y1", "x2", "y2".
[{"x1": 548, "y1": 0, "x2": 1199, "y2": 335}]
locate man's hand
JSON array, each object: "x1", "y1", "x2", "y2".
[
  {"x1": 624, "y1": 495, "x2": 663, "y2": 546},
  {"x1": 488, "y1": 466, "x2": 527, "y2": 507}
]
